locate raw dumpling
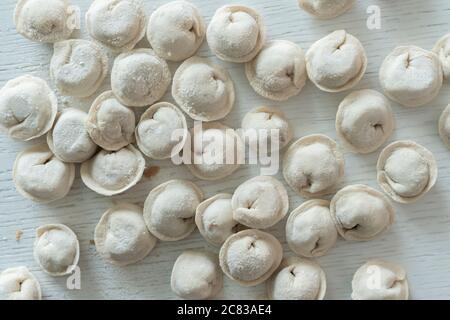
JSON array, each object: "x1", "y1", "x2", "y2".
[
  {"x1": 433, "y1": 34, "x2": 450, "y2": 80},
  {"x1": 13, "y1": 144, "x2": 75, "y2": 203},
  {"x1": 219, "y1": 229, "x2": 282, "y2": 286},
  {"x1": 33, "y1": 224, "x2": 79, "y2": 276},
  {"x1": 245, "y1": 40, "x2": 307, "y2": 101},
  {"x1": 86, "y1": 0, "x2": 147, "y2": 52},
  {"x1": 111, "y1": 49, "x2": 171, "y2": 107},
  {"x1": 306, "y1": 30, "x2": 367, "y2": 92},
  {"x1": 439, "y1": 104, "x2": 450, "y2": 148},
  {"x1": 298, "y1": 0, "x2": 355, "y2": 19},
  {"x1": 231, "y1": 176, "x2": 289, "y2": 229},
  {"x1": 207, "y1": 5, "x2": 265, "y2": 63},
  {"x1": 50, "y1": 40, "x2": 108, "y2": 98},
  {"x1": 286, "y1": 199, "x2": 337, "y2": 257},
  {"x1": 86, "y1": 91, "x2": 136, "y2": 151},
  {"x1": 0, "y1": 75, "x2": 57, "y2": 141},
  {"x1": 143, "y1": 180, "x2": 203, "y2": 241},
  {"x1": 80, "y1": 145, "x2": 145, "y2": 196},
  {"x1": 379, "y1": 46, "x2": 443, "y2": 107},
  {"x1": 147, "y1": 1, "x2": 205, "y2": 62},
  {"x1": 352, "y1": 259, "x2": 409, "y2": 300},
  {"x1": 267, "y1": 257, "x2": 326, "y2": 300},
  {"x1": 330, "y1": 184, "x2": 395, "y2": 241},
  {"x1": 336, "y1": 89, "x2": 394, "y2": 154},
  {"x1": 377, "y1": 140, "x2": 438, "y2": 203},
  {"x1": 283, "y1": 134, "x2": 345, "y2": 198},
  {"x1": 171, "y1": 251, "x2": 223, "y2": 300},
  {"x1": 94, "y1": 202, "x2": 157, "y2": 266},
  {"x1": 172, "y1": 57, "x2": 235, "y2": 121},
  {"x1": 0, "y1": 267, "x2": 41, "y2": 300}
]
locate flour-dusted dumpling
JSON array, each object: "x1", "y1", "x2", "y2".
[
  {"x1": 379, "y1": 46, "x2": 443, "y2": 107},
  {"x1": 283, "y1": 134, "x2": 345, "y2": 198},
  {"x1": 352, "y1": 259, "x2": 409, "y2": 300},
  {"x1": 306, "y1": 30, "x2": 367, "y2": 92},
  {"x1": 286, "y1": 199, "x2": 337, "y2": 258},
  {"x1": 207, "y1": 5, "x2": 265, "y2": 63},
  {"x1": 95, "y1": 202, "x2": 157, "y2": 266},
  {"x1": 245, "y1": 40, "x2": 307, "y2": 101},
  {"x1": 34, "y1": 224, "x2": 79, "y2": 276},
  {"x1": 171, "y1": 251, "x2": 223, "y2": 300},
  {"x1": 147, "y1": 1, "x2": 205, "y2": 62},
  {"x1": 232, "y1": 176, "x2": 289, "y2": 229},
  {"x1": 14, "y1": 0, "x2": 77, "y2": 43},
  {"x1": 13, "y1": 144, "x2": 75, "y2": 203},
  {"x1": 0, "y1": 267, "x2": 41, "y2": 300},
  {"x1": 336, "y1": 89, "x2": 395, "y2": 154},
  {"x1": 330, "y1": 184, "x2": 395, "y2": 241},
  {"x1": 0, "y1": 75, "x2": 57, "y2": 141},
  {"x1": 439, "y1": 104, "x2": 450, "y2": 148},
  {"x1": 267, "y1": 257, "x2": 326, "y2": 300},
  {"x1": 377, "y1": 141, "x2": 438, "y2": 203},
  {"x1": 111, "y1": 49, "x2": 171, "y2": 107},
  {"x1": 433, "y1": 34, "x2": 450, "y2": 80},
  {"x1": 86, "y1": 0, "x2": 147, "y2": 52},
  {"x1": 298, "y1": 0, "x2": 355, "y2": 19},
  {"x1": 172, "y1": 57, "x2": 235, "y2": 121},
  {"x1": 144, "y1": 180, "x2": 203, "y2": 241},
  {"x1": 80, "y1": 145, "x2": 145, "y2": 196}
]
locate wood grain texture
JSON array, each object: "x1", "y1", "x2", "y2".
[{"x1": 1, "y1": 0, "x2": 450, "y2": 300}]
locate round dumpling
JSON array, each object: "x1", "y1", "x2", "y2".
[
  {"x1": 0, "y1": 267, "x2": 41, "y2": 300},
  {"x1": 439, "y1": 104, "x2": 450, "y2": 149},
  {"x1": 298, "y1": 0, "x2": 355, "y2": 19},
  {"x1": 433, "y1": 34, "x2": 450, "y2": 80}
]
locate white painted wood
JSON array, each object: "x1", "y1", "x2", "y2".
[{"x1": 1, "y1": 0, "x2": 450, "y2": 300}]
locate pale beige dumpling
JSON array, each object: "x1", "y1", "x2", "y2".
[
  {"x1": 0, "y1": 267, "x2": 41, "y2": 300},
  {"x1": 433, "y1": 34, "x2": 450, "y2": 80},
  {"x1": 439, "y1": 104, "x2": 450, "y2": 148},
  {"x1": 298, "y1": 0, "x2": 355, "y2": 19}
]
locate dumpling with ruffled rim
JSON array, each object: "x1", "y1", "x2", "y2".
[{"x1": 433, "y1": 34, "x2": 450, "y2": 80}]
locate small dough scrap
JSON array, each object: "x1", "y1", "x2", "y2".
[
  {"x1": 298, "y1": 0, "x2": 355, "y2": 19},
  {"x1": 433, "y1": 34, "x2": 450, "y2": 80},
  {"x1": 439, "y1": 104, "x2": 450, "y2": 148},
  {"x1": 0, "y1": 267, "x2": 41, "y2": 300}
]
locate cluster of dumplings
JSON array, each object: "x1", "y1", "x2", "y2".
[{"x1": 1, "y1": 0, "x2": 449, "y2": 300}]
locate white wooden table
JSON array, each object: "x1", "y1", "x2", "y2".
[{"x1": 1, "y1": 0, "x2": 450, "y2": 300}]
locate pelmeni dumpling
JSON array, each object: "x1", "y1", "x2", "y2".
[
  {"x1": 14, "y1": 0, "x2": 77, "y2": 43},
  {"x1": 298, "y1": 0, "x2": 355, "y2": 19},
  {"x1": 433, "y1": 34, "x2": 450, "y2": 80},
  {"x1": 0, "y1": 267, "x2": 41, "y2": 300},
  {"x1": 171, "y1": 251, "x2": 223, "y2": 300},
  {"x1": 13, "y1": 144, "x2": 75, "y2": 203},
  {"x1": 50, "y1": 40, "x2": 108, "y2": 98},
  {"x1": 245, "y1": 40, "x2": 307, "y2": 101},
  {"x1": 336, "y1": 90, "x2": 394, "y2": 154},
  {"x1": 207, "y1": 5, "x2": 265, "y2": 63},
  {"x1": 232, "y1": 176, "x2": 289, "y2": 229},
  {"x1": 86, "y1": 91, "x2": 135, "y2": 151},
  {"x1": 34, "y1": 224, "x2": 79, "y2": 276},
  {"x1": 86, "y1": 0, "x2": 147, "y2": 52},
  {"x1": 267, "y1": 257, "x2": 326, "y2": 300},
  {"x1": 0, "y1": 75, "x2": 57, "y2": 141},
  {"x1": 172, "y1": 57, "x2": 235, "y2": 121},
  {"x1": 143, "y1": 180, "x2": 203, "y2": 241},
  {"x1": 439, "y1": 104, "x2": 450, "y2": 148},
  {"x1": 147, "y1": 1, "x2": 205, "y2": 62},
  {"x1": 283, "y1": 134, "x2": 345, "y2": 198},
  {"x1": 94, "y1": 202, "x2": 157, "y2": 266},
  {"x1": 219, "y1": 229, "x2": 282, "y2": 286},
  {"x1": 111, "y1": 49, "x2": 171, "y2": 107},
  {"x1": 377, "y1": 141, "x2": 438, "y2": 203},
  {"x1": 80, "y1": 145, "x2": 145, "y2": 196},
  {"x1": 286, "y1": 199, "x2": 337, "y2": 258},
  {"x1": 352, "y1": 260, "x2": 409, "y2": 300},
  {"x1": 330, "y1": 184, "x2": 395, "y2": 241},
  {"x1": 379, "y1": 46, "x2": 443, "y2": 107}
]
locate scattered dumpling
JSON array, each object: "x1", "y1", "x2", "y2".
[
  {"x1": 439, "y1": 104, "x2": 450, "y2": 148},
  {"x1": 171, "y1": 251, "x2": 223, "y2": 300},
  {"x1": 283, "y1": 134, "x2": 345, "y2": 198},
  {"x1": 330, "y1": 184, "x2": 395, "y2": 241},
  {"x1": 111, "y1": 49, "x2": 171, "y2": 107},
  {"x1": 147, "y1": 1, "x2": 205, "y2": 62},
  {"x1": 0, "y1": 267, "x2": 41, "y2": 300},
  {"x1": 352, "y1": 259, "x2": 409, "y2": 300},
  {"x1": 377, "y1": 140, "x2": 438, "y2": 203},
  {"x1": 94, "y1": 202, "x2": 157, "y2": 266},
  {"x1": 433, "y1": 34, "x2": 450, "y2": 80},
  {"x1": 143, "y1": 180, "x2": 203, "y2": 241},
  {"x1": 245, "y1": 40, "x2": 307, "y2": 101},
  {"x1": 13, "y1": 144, "x2": 75, "y2": 203},
  {"x1": 336, "y1": 89, "x2": 395, "y2": 154},
  {"x1": 207, "y1": 5, "x2": 265, "y2": 63},
  {"x1": 33, "y1": 224, "x2": 79, "y2": 276},
  {"x1": 379, "y1": 46, "x2": 443, "y2": 107},
  {"x1": 0, "y1": 75, "x2": 57, "y2": 141},
  {"x1": 219, "y1": 229, "x2": 282, "y2": 286},
  {"x1": 298, "y1": 0, "x2": 356, "y2": 19},
  {"x1": 172, "y1": 57, "x2": 235, "y2": 121}
]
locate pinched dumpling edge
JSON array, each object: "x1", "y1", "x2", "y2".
[
  {"x1": 439, "y1": 104, "x2": 450, "y2": 149},
  {"x1": 0, "y1": 266, "x2": 42, "y2": 300},
  {"x1": 433, "y1": 34, "x2": 450, "y2": 80},
  {"x1": 298, "y1": 0, "x2": 356, "y2": 19}
]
